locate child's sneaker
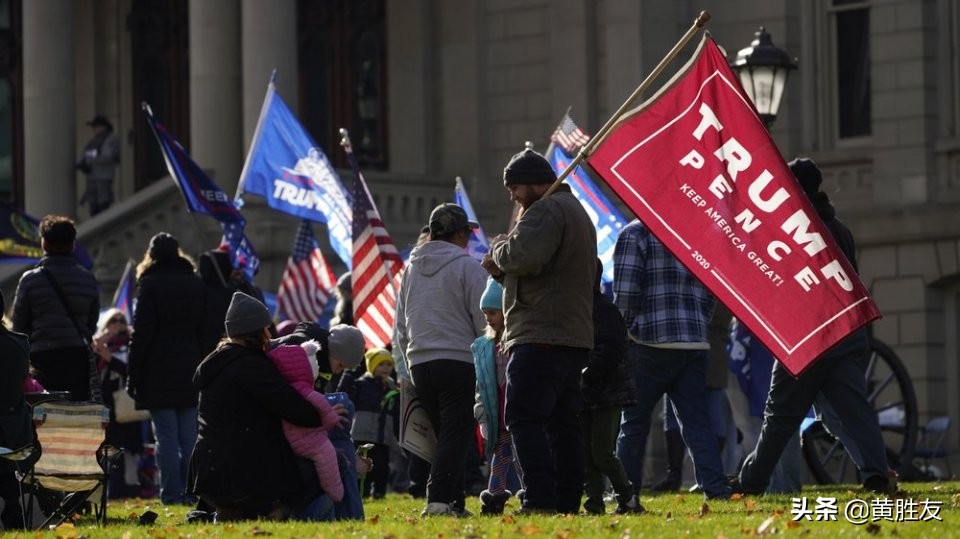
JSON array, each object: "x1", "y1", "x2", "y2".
[{"x1": 421, "y1": 502, "x2": 456, "y2": 517}]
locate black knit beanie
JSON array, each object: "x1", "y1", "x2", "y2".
[
  {"x1": 788, "y1": 158, "x2": 823, "y2": 196},
  {"x1": 503, "y1": 148, "x2": 556, "y2": 186}
]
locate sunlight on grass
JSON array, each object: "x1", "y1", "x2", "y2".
[{"x1": 8, "y1": 481, "x2": 960, "y2": 538}]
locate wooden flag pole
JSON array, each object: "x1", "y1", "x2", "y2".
[{"x1": 542, "y1": 10, "x2": 711, "y2": 198}]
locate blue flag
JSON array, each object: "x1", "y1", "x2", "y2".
[
  {"x1": 0, "y1": 201, "x2": 94, "y2": 269},
  {"x1": 727, "y1": 318, "x2": 774, "y2": 417},
  {"x1": 144, "y1": 106, "x2": 245, "y2": 224},
  {"x1": 220, "y1": 222, "x2": 261, "y2": 283},
  {"x1": 547, "y1": 145, "x2": 626, "y2": 285},
  {"x1": 111, "y1": 259, "x2": 136, "y2": 320},
  {"x1": 453, "y1": 177, "x2": 489, "y2": 261},
  {"x1": 237, "y1": 82, "x2": 354, "y2": 267}
]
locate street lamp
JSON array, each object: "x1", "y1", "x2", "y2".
[{"x1": 731, "y1": 27, "x2": 798, "y2": 127}]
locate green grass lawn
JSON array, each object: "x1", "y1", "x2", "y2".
[{"x1": 11, "y1": 482, "x2": 960, "y2": 538}]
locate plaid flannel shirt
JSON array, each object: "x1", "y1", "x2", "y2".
[{"x1": 613, "y1": 220, "x2": 715, "y2": 345}]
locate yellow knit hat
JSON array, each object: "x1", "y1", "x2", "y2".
[{"x1": 365, "y1": 348, "x2": 393, "y2": 374}]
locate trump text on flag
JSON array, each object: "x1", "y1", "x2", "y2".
[{"x1": 587, "y1": 37, "x2": 879, "y2": 374}]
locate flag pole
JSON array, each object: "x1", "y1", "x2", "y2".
[
  {"x1": 542, "y1": 10, "x2": 711, "y2": 197},
  {"x1": 236, "y1": 69, "x2": 278, "y2": 201}
]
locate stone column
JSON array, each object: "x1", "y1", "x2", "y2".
[
  {"x1": 189, "y1": 0, "x2": 242, "y2": 194},
  {"x1": 387, "y1": 0, "x2": 432, "y2": 175},
  {"x1": 23, "y1": 1, "x2": 75, "y2": 217},
  {"x1": 241, "y1": 0, "x2": 296, "y2": 147}
]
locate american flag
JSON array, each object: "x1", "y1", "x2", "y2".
[
  {"x1": 343, "y1": 131, "x2": 403, "y2": 348},
  {"x1": 276, "y1": 220, "x2": 337, "y2": 323},
  {"x1": 550, "y1": 112, "x2": 591, "y2": 154}
]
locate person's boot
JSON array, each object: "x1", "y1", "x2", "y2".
[
  {"x1": 479, "y1": 490, "x2": 512, "y2": 515},
  {"x1": 650, "y1": 429, "x2": 685, "y2": 492},
  {"x1": 614, "y1": 494, "x2": 646, "y2": 514}
]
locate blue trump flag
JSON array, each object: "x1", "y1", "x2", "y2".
[
  {"x1": 547, "y1": 145, "x2": 626, "y2": 285},
  {"x1": 237, "y1": 80, "x2": 354, "y2": 267},
  {"x1": 546, "y1": 113, "x2": 627, "y2": 285},
  {"x1": 453, "y1": 177, "x2": 489, "y2": 261},
  {"x1": 144, "y1": 104, "x2": 259, "y2": 278},
  {"x1": 144, "y1": 104, "x2": 245, "y2": 224},
  {"x1": 0, "y1": 201, "x2": 93, "y2": 269}
]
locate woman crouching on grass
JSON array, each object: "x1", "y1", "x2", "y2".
[{"x1": 188, "y1": 291, "x2": 347, "y2": 521}]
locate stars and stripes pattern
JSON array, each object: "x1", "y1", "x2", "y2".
[
  {"x1": 345, "y1": 137, "x2": 404, "y2": 348},
  {"x1": 277, "y1": 220, "x2": 337, "y2": 323},
  {"x1": 550, "y1": 112, "x2": 591, "y2": 154}
]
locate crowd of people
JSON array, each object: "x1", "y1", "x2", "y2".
[{"x1": 0, "y1": 150, "x2": 898, "y2": 527}]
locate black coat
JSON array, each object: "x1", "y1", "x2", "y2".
[
  {"x1": 0, "y1": 327, "x2": 36, "y2": 473},
  {"x1": 12, "y1": 255, "x2": 100, "y2": 353},
  {"x1": 581, "y1": 291, "x2": 637, "y2": 410},
  {"x1": 128, "y1": 258, "x2": 206, "y2": 409},
  {"x1": 188, "y1": 343, "x2": 321, "y2": 510}
]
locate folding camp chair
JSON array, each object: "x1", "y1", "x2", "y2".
[
  {"x1": 915, "y1": 416, "x2": 953, "y2": 479},
  {"x1": 0, "y1": 444, "x2": 39, "y2": 530},
  {"x1": 24, "y1": 401, "x2": 121, "y2": 528}
]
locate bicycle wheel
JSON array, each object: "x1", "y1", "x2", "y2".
[{"x1": 802, "y1": 337, "x2": 918, "y2": 484}]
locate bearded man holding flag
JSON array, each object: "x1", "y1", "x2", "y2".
[{"x1": 481, "y1": 148, "x2": 597, "y2": 515}]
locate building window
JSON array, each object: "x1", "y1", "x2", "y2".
[
  {"x1": 831, "y1": 0, "x2": 871, "y2": 139},
  {"x1": 128, "y1": 0, "x2": 190, "y2": 190},
  {"x1": 297, "y1": 0, "x2": 387, "y2": 169}
]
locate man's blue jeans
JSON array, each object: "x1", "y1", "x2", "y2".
[
  {"x1": 151, "y1": 407, "x2": 198, "y2": 504},
  {"x1": 739, "y1": 333, "x2": 888, "y2": 492},
  {"x1": 616, "y1": 344, "x2": 730, "y2": 498},
  {"x1": 505, "y1": 344, "x2": 586, "y2": 513}
]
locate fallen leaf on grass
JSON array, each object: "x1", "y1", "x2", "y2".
[
  {"x1": 665, "y1": 511, "x2": 672, "y2": 520},
  {"x1": 502, "y1": 515, "x2": 515, "y2": 524},
  {"x1": 744, "y1": 499, "x2": 757, "y2": 512},
  {"x1": 518, "y1": 524, "x2": 541, "y2": 536},
  {"x1": 730, "y1": 493, "x2": 744, "y2": 501},
  {"x1": 250, "y1": 526, "x2": 272, "y2": 535},
  {"x1": 555, "y1": 530, "x2": 573, "y2": 539},
  {"x1": 53, "y1": 522, "x2": 77, "y2": 539},
  {"x1": 700, "y1": 503, "x2": 710, "y2": 517},
  {"x1": 865, "y1": 523, "x2": 881, "y2": 535},
  {"x1": 368, "y1": 515, "x2": 380, "y2": 524},
  {"x1": 786, "y1": 521, "x2": 800, "y2": 529}
]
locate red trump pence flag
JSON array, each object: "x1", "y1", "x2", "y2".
[{"x1": 587, "y1": 36, "x2": 880, "y2": 375}]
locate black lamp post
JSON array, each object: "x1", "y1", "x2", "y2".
[{"x1": 731, "y1": 27, "x2": 798, "y2": 128}]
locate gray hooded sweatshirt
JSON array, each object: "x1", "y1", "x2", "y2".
[{"x1": 395, "y1": 240, "x2": 488, "y2": 368}]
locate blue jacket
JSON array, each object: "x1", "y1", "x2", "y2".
[{"x1": 472, "y1": 336, "x2": 498, "y2": 455}]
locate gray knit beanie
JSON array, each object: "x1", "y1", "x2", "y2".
[
  {"x1": 327, "y1": 324, "x2": 365, "y2": 369},
  {"x1": 224, "y1": 291, "x2": 272, "y2": 337}
]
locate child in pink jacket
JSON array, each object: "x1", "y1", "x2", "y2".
[{"x1": 268, "y1": 341, "x2": 345, "y2": 502}]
